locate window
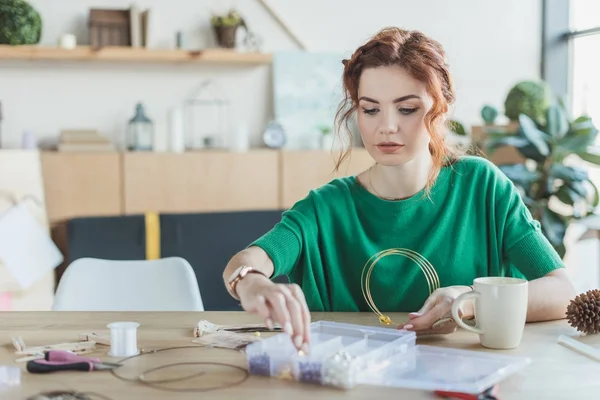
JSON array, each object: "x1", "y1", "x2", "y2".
[{"x1": 569, "y1": 0, "x2": 600, "y2": 130}]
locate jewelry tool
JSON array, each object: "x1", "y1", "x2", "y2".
[
  {"x1": 26, "y1": 350, "x2": 122, "y2": 374},
  {"x1": 435, "y1": 384, "x2": 499, "y2": 399}
]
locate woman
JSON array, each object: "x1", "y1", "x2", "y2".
[{"x1": 222, "y1": 27, "x2": 575, "y2": 352}]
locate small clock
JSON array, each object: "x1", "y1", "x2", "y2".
[{"x1": 262, "y1": 120, "x2": 286, "y2": 149}]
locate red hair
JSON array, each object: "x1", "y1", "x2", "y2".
[{"x1": 334, "y1": 27, "x2": 462, "y2": 192}]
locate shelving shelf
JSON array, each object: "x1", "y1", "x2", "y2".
[{"x1": 0, "y1": 45, "x2": 272, "y2": 65}]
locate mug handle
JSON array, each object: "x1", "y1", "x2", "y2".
[{"x1": 451, "y1": 291, "x2": 484, "y2": 335}]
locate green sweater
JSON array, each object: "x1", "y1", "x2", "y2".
[{"x1": 250, "y1": 156, "x2": 563, "y2": 312}]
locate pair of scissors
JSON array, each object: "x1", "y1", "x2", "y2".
[{"x1": 26, "y1": 350, "x2": 122, "y2": 374}]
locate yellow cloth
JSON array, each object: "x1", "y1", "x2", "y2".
[{"x1": 144, "y1": 212, "x2": 160, "y2": 260}]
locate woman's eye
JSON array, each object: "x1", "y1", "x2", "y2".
[
  {"x1": 399, "y1": 108, "x2": 417, "y2": 115},
  {"x1": 362, "y1": 108, "x2": 379, "y2": 115}
]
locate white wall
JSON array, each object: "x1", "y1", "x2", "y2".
[{"x1": 0, "y1": 0, "x2": 542, "y2": 149}]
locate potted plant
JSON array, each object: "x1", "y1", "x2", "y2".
[
  {"x1": 485, "y1": 102, "x2": 600, "y2": 258},
  {"x1": 211, "y1": 10, "x2": 246, "y2": 48},
  {"x1": 0, "y1": 0, "x2": 42, "y2": 45}
]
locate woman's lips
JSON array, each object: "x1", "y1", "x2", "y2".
[{"x1": 376, "y1": 142, "x2": 404, "y2": 153}]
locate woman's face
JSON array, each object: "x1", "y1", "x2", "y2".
[{"x1": 356, "y1": 66, "x2": 434, "y2": 166}]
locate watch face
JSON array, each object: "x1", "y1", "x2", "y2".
[
  {"x1": 228, "y1": 266, "x2": 244, "y2": 284},
  {"x1": 263, "y1": 120, "x2": 286, "y2": 149}
]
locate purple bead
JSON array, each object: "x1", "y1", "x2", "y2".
[
  {"x1": 298, "y1": 361, "x2": 322, "y2": 384},
  {"x1": 249, "y1": 354, "x2": 270, "y2": 376}
]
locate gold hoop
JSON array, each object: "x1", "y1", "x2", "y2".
[{"x1": 360, "y1": 248, "x2": 440, "y2": 326}]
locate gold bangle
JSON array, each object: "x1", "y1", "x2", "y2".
[{"x1": 361, "y1": 248, "x2": 440, "y2": 326}]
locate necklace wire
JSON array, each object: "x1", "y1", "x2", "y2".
[
  {"x1": 368, "y1": 166, "x2": 405, "y2": 201},
  {"x1": 361, "y1": 248, "x2": 441, "y2": 326}
]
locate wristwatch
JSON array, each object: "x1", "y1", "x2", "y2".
[{"x1": 227, "y1": 266, "x2": 264, "y2": 300}]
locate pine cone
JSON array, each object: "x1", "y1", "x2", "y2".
[{"x1": 566, "y1": 289, "x2": 600, "y2": 334}]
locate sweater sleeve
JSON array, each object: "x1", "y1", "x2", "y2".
[
  {"x1": 492, "y1": 164, "x2": 565, "y2": 279},
  {"x1": 248, "y1": 193, "x2": 318, "y2": 278}
]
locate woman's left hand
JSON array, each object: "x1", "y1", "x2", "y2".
[{"x1": 400, "y1": 286, "x2": 474, "y2": 335}]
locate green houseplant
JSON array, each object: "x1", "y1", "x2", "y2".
[
  {"x1": 0, "y1": 0, "x2": 42, "y2": 45},
  {"x1": 211, "y1": 10, "x2": 246, "y2": 48},
  {"x1": 485, "y1": 103, "x2": 600, "y2": 258}
]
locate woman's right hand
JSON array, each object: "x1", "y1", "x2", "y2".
[{"x1": 236, "y1": 273, "x2": 311, "y2": 351}]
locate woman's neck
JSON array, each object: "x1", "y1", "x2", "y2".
[{"x1": 369, "y1": 150, "x2": 433, "y2": 200}]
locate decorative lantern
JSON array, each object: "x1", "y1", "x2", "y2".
[
  {"x1": 127, "y1": 103, "x2": 154, "y2": 151},
  {"x1": 183, "y1": 80, "x2": 230, "y2": 150}
]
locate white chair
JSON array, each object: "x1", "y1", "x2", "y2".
[{"x1": 52, "y1": 257, "x2": 204, "y2": 311}]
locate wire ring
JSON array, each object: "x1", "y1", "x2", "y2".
[
  {"x1": 109, "y1": 346, "x2": 250, "y2": 393},
  {"x1": 361, "y1": 248, "x2": 440, "y2": 326}
]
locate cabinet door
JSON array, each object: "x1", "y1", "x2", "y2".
[
  {"x1": 280, "y1": 149, "x2": 373, "y2": 208},
  {"x1": 123, "y1": 150, "x2": 279, "y2": 214}
]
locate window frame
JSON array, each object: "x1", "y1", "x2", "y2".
[{"x1": 542, "y1": 0, "x2": 600, "y2": 114}]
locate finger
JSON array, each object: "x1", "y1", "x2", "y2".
[
  {"x1": 409, "y1": 294, "x2": 438, "y2": 318},
  {"x1": 254, "y1": 295, "x2": 274, "y2": 330},
  {"x1": 405, "y1": 302, "x2": 450, "y2": 331},
  {"x1": 265, "y1": 290, "x2": 293, "y2": 336},
  {"x1": 289, "y1": 284, "x2": 311, "y2": 347},
  {"x1": 279, "y1": 286, "x2": 305, "y2": 349}
]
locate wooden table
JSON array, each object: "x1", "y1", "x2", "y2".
[{"x1": 0, "y1": 312, "x2": 598, "y2": 399}]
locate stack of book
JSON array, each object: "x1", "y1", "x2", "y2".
[{"x1": 57, "y1": 130, "x2": 116, "y2": 152}]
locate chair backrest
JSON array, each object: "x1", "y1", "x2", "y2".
[{"x1": 52, "y1": 257, "x2": 204, "y2": 311}]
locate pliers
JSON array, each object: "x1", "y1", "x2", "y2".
[
  {"x1": 435, "y1": 385, "x2": 499, "y2": 400},
  {"x1": 26, "y1": 350, "x2": 122, "y2": 373}
]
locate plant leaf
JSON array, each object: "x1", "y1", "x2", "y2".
[
  {"x1": 557, "y1": 115, "x2": 599, "y2": 152},
  {"x1": 549, "y1": 164, "x2": 588, "y2": 182},
  {"x1": 546, "y1": 104, "x2": 569, "y2": 139},
  {"x1": 589, "y1": 179, "x2": 600, "y2": 208},
  {"x1": 577, "y1": 150, "x2": 600, "y2": 165},
  {"x1": 519, "y1": 114, "x2": 551, "y2": 156},
  {"x1": 555, "y1": 185, "x2": 580, "y2": 206},
  {"x1": 448, "y1": 120, "x2": 467, "y2": 136},
  {"x1": 541, "y1": 208, "x2": 567, "y2": 247},
  {"x1": 498, "y1": 164, "x2": 540, "y2": 189},
  {"x1": 516, "y1": 142, "x2": 547, "y2": 163},
  {"x1": 485, "y1": 136, "x2": 530, "y2": 153}
]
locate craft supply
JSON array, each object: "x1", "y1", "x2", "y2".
[
  {"x1": 26, "y1": 390, "x2": 114, "y2": 400},
  {"x1": 26, "y1": 350, "x2": 122, "y2": 374},
  {"x1": 13, "y1": 339, "x2": 97, "y2": 362},
  {"x1": 322, "y1": 351, "x2": 358, "y2": 390},
  {"x1": 107, "y1": 322, "x2": 139, "y2": 357},
  {"x1": 191, "y1": 330, "x2": 260, "y2": 351},
  {"x1": 245, "y1": 321, "x2": 530, "y2": 392},
  {"x1": 557, "y1": 334, "x2": 600, "y2": 362},
  {"x1": 109, "y1": 345, "x2": 249, "y2": 393},
  {"x1": 193, "y1": 320, "x2": 280, "y2": 337},
  {"x1": 79, "y1": 332, "x2": 111, "y2": 346},
  {"x1": 361, "y1": 248, "x2": 440, "y2": 325},
  {"x1": 0, "y1": 365, "x2": 21, "y2": 390},
  {"x1": 566, "y1": 289, "x2": 600, "y2": 334}
]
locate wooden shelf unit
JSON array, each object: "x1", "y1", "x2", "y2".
[{"x1": 0, "y1": 45, "x2": 272, "y2": 65}]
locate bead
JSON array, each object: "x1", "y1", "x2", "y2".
[
  {"x1": 278, "y1": 367, "x2": 293, "y2": 380},
  {"x1": 379, "y1": 315, "x2": 392, "y2": 325},
  {"x1": 254, "y1": 331, "x2": 261, "y2": 337},
  {"x1": 298, "y1": 360, "x2": 322, "y2": 384},
  {"x1": 248, "y1": 354, "x2": 270, "y2": 376},
  {"x1": 322, "y1": 351, "x2": 357, "y2": 390}
]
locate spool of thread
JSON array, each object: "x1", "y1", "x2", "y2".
[{"x1": 107, "y1": 322, "x2": 140, "y2": 357}]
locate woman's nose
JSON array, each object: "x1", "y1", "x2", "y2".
[{"x1": 379, "y1": 111, "x2": 399, "y2": 134}]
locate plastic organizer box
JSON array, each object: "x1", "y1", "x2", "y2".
[{"x1": 245, "y1": 321, "x2": 531, "y2": 393}]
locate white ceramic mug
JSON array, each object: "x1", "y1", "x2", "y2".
[{"x1": 451, "y1": 277, "x2": 528, "y2": 349}]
